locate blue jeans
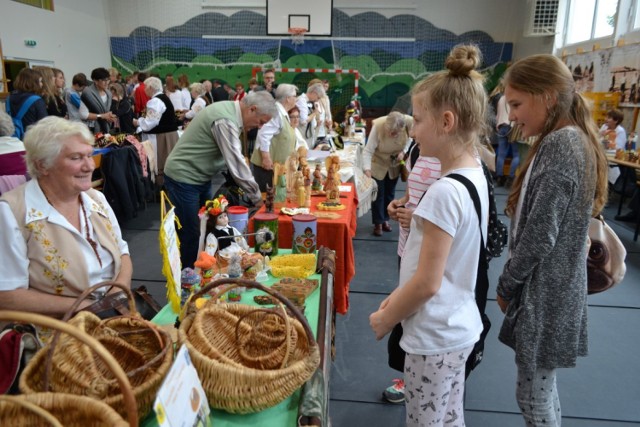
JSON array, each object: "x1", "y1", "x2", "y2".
[
  {"x1": 164, "y1": 174, "x2": 213, "y2": 269},
  {"x1": 496, "y1": 124, "x2": 519, "y2": 177},
  {"x1": 372, "y1": 173, "x2": 398, "y2": 225}
]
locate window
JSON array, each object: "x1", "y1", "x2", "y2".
[
  {"x1": 635, "y1": 0, "x2": 640, "y2": 29},
  {"x1": 565, "y1": 0, "x2": 617, "y2": 44},
  {"x1": 11, "y1": 0, "x2": 54, "y2": 11}
]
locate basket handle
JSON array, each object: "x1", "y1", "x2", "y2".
[
  {"x1": 62, "y1": 282, "x2": 138, "y2": 322},
  {"x1": 0, "y1": 311, "x2": 138, "y2": 427},
  {"x1": 96, "y1": 317, "x2": 172, "y2": 379},
  {"x1": 44, "y1": 282, "x2": 137, "y2": 392},
  {"x1": 190, "y1": 278, "x2": 316, "y2": 348},
  {"x1": 0, "y1": 395, "x2": 64, "y2": 426},
  {"x1": 234, "y1": 305, "x2": 293, "y2": 369}
]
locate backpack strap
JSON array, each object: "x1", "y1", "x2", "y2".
[
  {"x1": 12, "y1": 95, "x2": 41, "y2": 121},
  {"x1": 446, "y1": 173, "x2": 489, "y2": 314}
]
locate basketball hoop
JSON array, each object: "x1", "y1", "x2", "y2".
[{"x1": 288, "y1": 27, "x2": 307, "y2": 46}]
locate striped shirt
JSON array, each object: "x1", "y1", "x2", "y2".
[{"x1": 398, "y1": 156, "x2": 441, "y2": 257}]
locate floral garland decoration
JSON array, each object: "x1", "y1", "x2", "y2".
[{"x1": 198, "y1": 194, "x2": 229, "y2": 220}]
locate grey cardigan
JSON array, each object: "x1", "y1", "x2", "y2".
[
  {"x1": 497, "y1": 126, "x2": 594, "y2": 370},
  {"x1": 81, "y1": 83, "x2": 112, "y2": 134}
]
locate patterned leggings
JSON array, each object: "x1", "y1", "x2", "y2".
[
  {"x1": 516, "y1": 366, "x2": 561, "y2": 426},
  {"x1": 404, "y1": 346, "x2": 473, "y2": 427}
]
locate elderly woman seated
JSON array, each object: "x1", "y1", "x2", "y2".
[{"x1": 0, "y1": 117, "x2": 132, "y2": 317}]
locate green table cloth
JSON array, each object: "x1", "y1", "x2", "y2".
[{"x1": 142, "y1": 249, "x2": 321, "y2": 427}]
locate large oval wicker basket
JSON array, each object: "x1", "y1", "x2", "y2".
[
  {"x1": 0, "y1": 310, "x2": 137, "y2": 426},
  {"x1": 178, "y1": 278, "x2": 321, "y2": 414},
  {"x1": 19, "y1": 283, "x2": 173, "y2": 421}
]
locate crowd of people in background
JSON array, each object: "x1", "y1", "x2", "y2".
[
  {"x1": 1, "y1": 66, "x2": 337, "y2": 196},
  {"x1": 0, "y1": 46, "x2": 637, "y2": 427}
]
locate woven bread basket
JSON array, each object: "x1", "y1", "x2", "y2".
[
  {"x1": 179, "y1": 278, "x2": 320, "y2": 413},
  {"x1": 0, "y1": 310, "x2": 136, "y2": 426},
  {"x1": 19, "y1": 283, "x2": 172, "y2": 421}
]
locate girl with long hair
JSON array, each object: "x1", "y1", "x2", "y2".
[{"x1": 496, "y1": 54, "x2": 608, "y2": 426}]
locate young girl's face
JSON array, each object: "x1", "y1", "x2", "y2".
[
  {"x1": 55, "y1": 73, "x2": 65, "y2": 89},
  {"x1": 216, "y1": 213, "x2": 229, "y2": 227},
  {"x1": 411, "y1": 98, "x2": 438, "y2": 158},
  {"x1": 504, "y1": 85, "x2": 548, "y2": 138}
]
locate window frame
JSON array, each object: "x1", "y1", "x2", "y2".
[{"x1": 564, "y1": 0, "x2": 618, "y2": 45}]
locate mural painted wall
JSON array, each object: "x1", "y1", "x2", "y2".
[{"x1": 110, "y1": 9, "x2": 512, "y2": 117}]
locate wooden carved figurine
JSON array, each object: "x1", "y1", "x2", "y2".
[
  {"x1": 273, "y1": 162, "x2": 287, "y2": 204},
  {"x1": 312, "y1": 164, "x2": 323, "y2": 191},
  {"x1": 265, "y1": 184, "x2": 275, "y2": 213},
  {"x1": 285, "y1": 152, "x2": 299, "y2": 202},
  {"x1": 304, "y1": 171, "x2": 312, "y2": 208},
  {"x1": 323, "y1": 164, "x2": 340, "y2": 203},
  {"x1": 295, "y1": 171, "x2": 306, "y2": 207}
]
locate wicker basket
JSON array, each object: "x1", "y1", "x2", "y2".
[
  {"x1": 19, "y1": 283, "x2": 173, "y2": 421},
  {"x1": 179, "y1": 278, "x2": 321, "y2": 414},
  {"x1": 0, "y1": 310, "x2": 136, "y2": 426}
]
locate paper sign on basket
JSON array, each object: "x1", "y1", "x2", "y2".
[
  {"x1": 154, "y1": 346, "x2": 211, "y2": 427},
  {"x1": 338, "y1": 185, "x2": 351, "y2": 192}
]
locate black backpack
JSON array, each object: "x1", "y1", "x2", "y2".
[
  {"x1": 446, "y1": 172, "x2": 492, "y2": 377},
  {"x1": 481, "y1": 161, "x2": 508, "y2": 261}
]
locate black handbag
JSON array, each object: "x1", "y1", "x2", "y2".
[
  {"x1": 213, "y1": 170, "x2": 257, "y2": 210},
  {"x1": 387, "y1": 323, "x2": 405, "y2": 372},
  {"x1": 80, "y1": 285, "x2": 163, "y2": 320}
]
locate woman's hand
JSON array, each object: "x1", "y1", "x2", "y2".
[
  {"x1": 103, "y1": 112, "x2": 116, "y2": 123},
  {"x1": 364, "y1": 169, "x2": 372, "y2": 178},
  {"x1": 497, "y1": 295, "x2": 509, "y2": 313},
  {"x1": 262, "y1": 155, "x2": 273, "y2": 171}
]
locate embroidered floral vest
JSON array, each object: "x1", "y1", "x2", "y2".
[{"x1": 2, "y1": 187, "x2": 122, "y2": 296}]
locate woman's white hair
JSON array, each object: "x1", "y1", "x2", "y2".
[
  {"x1": 24, "y1": 116, "x2": 94, "y2": 178},
  {"x1": 307, "y1": 83, "x2": 326, "y2": 97},
  {"x1": 144, "y1": 76, "x2": 163, "y2": 93},
  {"x1": 189, "y1": 82, "x2": 205, "y2": 96},
  {"x1": 0, "y1": 110, "x2": 15, "y2": 137},
  {"x1": 385, "y1": 111, "x2": 410, "y2": 134},
  {"x1": 275, "y1": 83, "x2": 297, "y2": 102}
]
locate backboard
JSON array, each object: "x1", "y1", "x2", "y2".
[{"x1": 266, "y1": 0, "x2": 333, "y2": 36}]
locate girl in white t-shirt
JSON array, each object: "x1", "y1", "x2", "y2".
[{"x1": 370, "y1": 44, "x2": 488, "y2": 426}]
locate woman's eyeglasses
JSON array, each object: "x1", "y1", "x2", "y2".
[{"x1": 289, "y1": 115, "x2": 300, "y2": 119}]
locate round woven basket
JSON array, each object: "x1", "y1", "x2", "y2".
[
  {"x1": 179, "y1": 278, "x2": 320, "y2": 413},
  {"x1": 19, "y1": 283, "x2": 173, "y2": 421},
  {"x1": 0, "y1": 310, "x2": 136, "y2": 426}
]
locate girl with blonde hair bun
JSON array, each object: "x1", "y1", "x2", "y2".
[
  {"x1": 370, "y1": 44, "x2": 488, "y2": 426},
  {"x1": 496, "y1": 54, "x2": 608, "y2": 426}
]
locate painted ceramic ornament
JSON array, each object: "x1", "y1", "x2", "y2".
[
  {"x1": 292, "y1": 214, "x2": 317, "y2": 254},
  {"x1": 254, "y1": 212, "x2": 279, "y2": 256}
]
